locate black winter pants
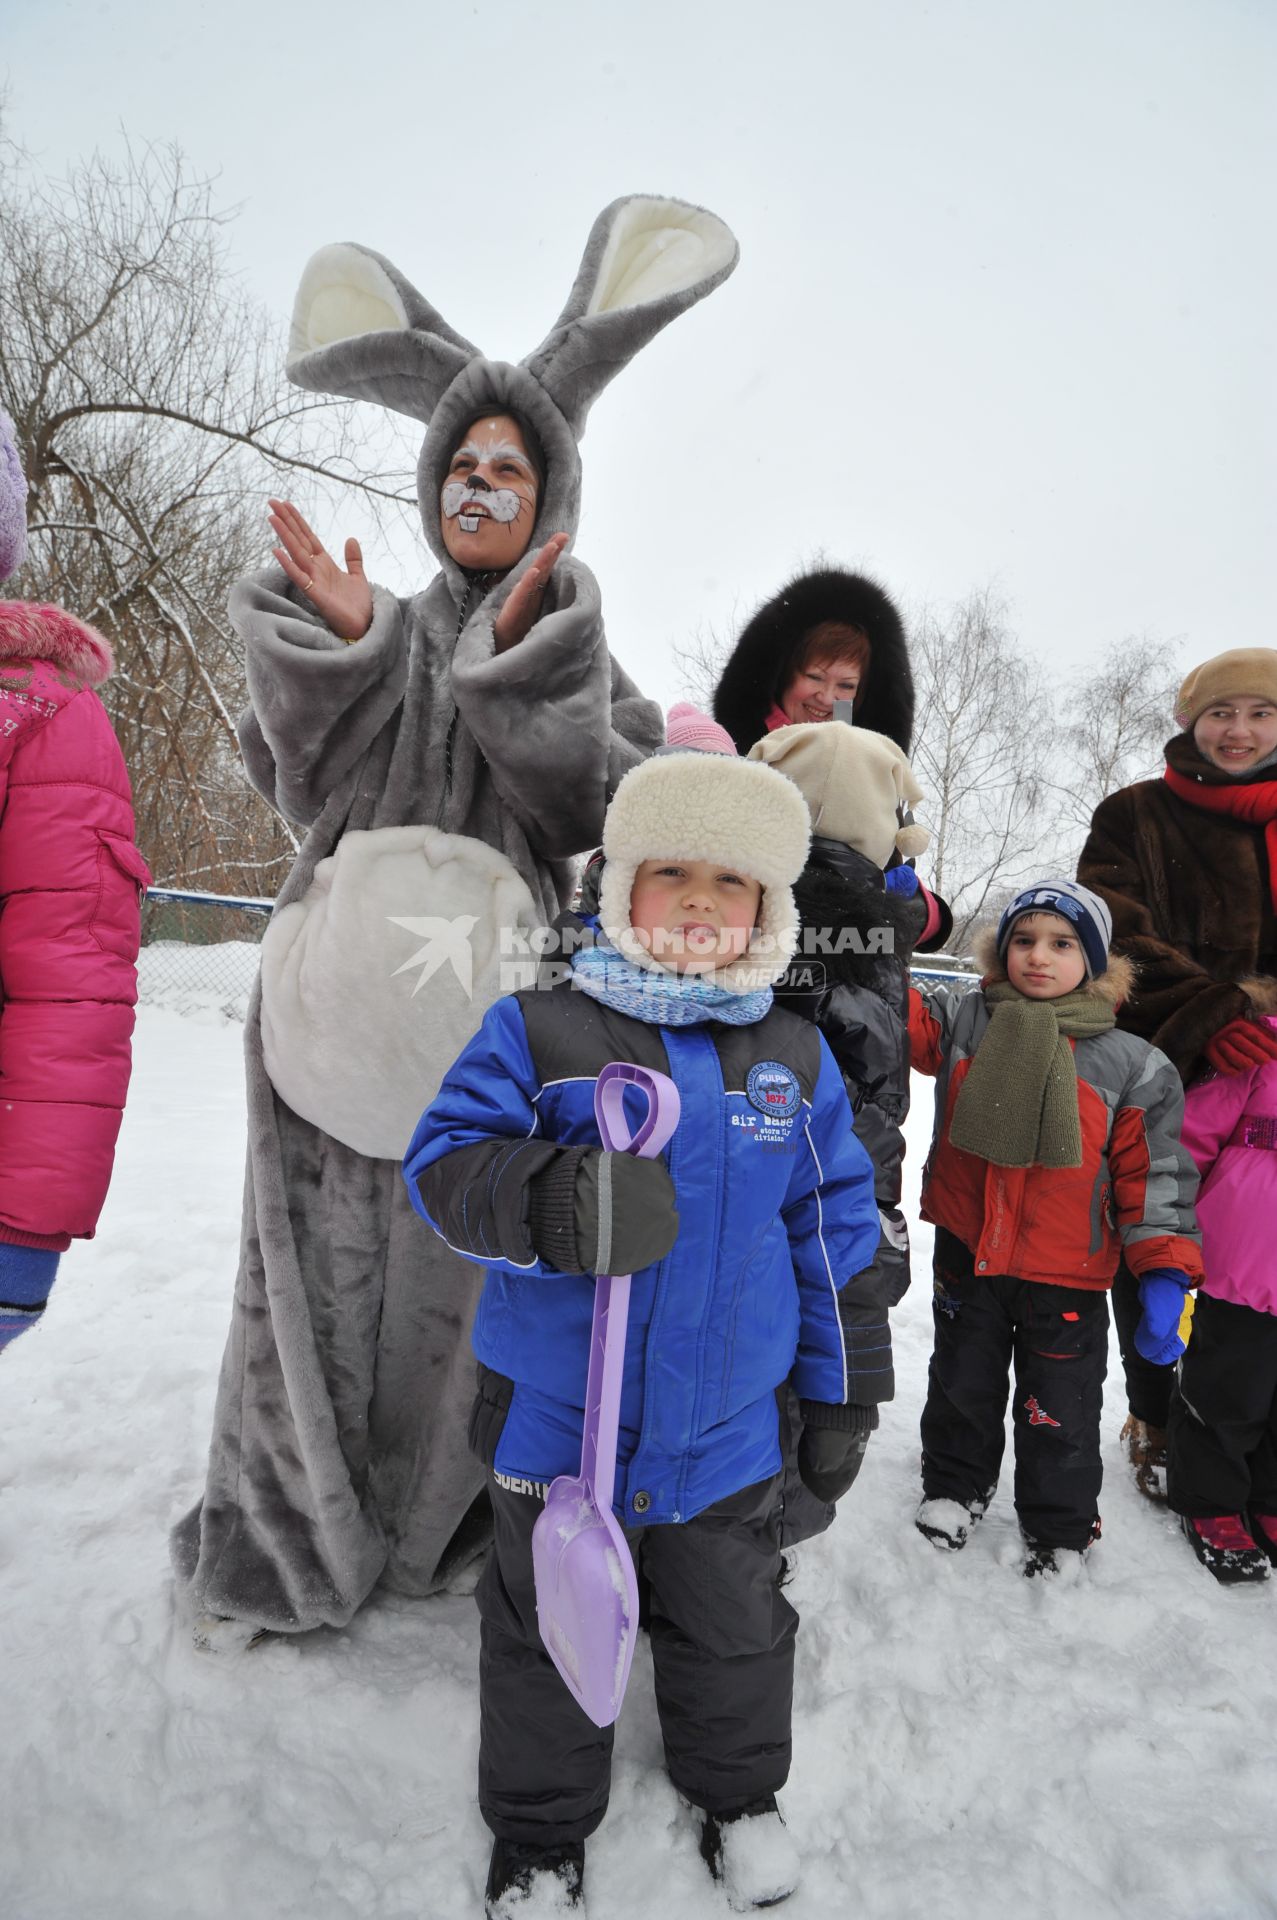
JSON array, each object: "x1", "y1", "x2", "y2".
[
  {"x1": 920, "y1": 1229, "x2": 1109, "y2": 1551},
  {"x1": 477, "y1": 1471, "x2": 797, "y2": 1846},
  {"x1": 1111, "y1": 1259, "x2": 1174, "y2": 1428},
  {"x1": 1168, "y1": 1292, "x2": 1277, "y2": 1516}
]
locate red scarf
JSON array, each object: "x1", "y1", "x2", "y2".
[{"x1": 1163, "y1": 764, "x2": 1277, "y2": 910}]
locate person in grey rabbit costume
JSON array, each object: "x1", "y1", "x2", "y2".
[{"x1": 171, "y1": 195, "x2": 739, "y2": 1639}]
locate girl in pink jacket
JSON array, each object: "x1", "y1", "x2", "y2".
[
  {"x1": 1169, "y1": 996, "x2": 1277, "y2": 1582},
  {"x1": 0, "y1": 412, "x2": 149, "y2": 1352}
]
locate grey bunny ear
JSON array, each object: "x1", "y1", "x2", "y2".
[
  {"x1": 285, "y1": 243, "x2": 479, "y2": 426},
  {"x1": 522, "y1": 195, "x2": 739, "y2": 437}
]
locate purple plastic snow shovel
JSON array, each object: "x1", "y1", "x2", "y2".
[{"x1": 531, "y1": 1059, "x2": 681, "y2": 1728}]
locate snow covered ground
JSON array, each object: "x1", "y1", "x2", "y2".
[{"x1": 3, "y1": 1002, "x2": 1276, "y2": 1920}]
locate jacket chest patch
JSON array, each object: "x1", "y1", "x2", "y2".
[{"x1": 736, "y1": 1060, "x2": 802, "y2": 1151}]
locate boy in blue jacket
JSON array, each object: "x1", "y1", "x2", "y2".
[{"x1": 404, "y1": 737, "x2": 881, "y2": 1915}]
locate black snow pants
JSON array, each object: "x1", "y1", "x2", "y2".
[
  {"x1": 1168, "y1": 1291, "x2": 1277, "y2": 1517},
  {"x1": 477, "y1": 1470, "x2": 797, "y2": 1846},
  {"x1": 920, "y1": 1229, "x2": 1109, "y2": 1551},
  {"x1": 1111, "y1": 1258, "x2": 1174, "y2": 1429}
]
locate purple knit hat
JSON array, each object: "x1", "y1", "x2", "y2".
[{"x1": 0, "y1": 412, "x2": 28, "y2": 584}]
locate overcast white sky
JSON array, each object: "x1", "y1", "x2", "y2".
[{"x1": 5, "y1": 0, "x2": 1274, "y2": 711}]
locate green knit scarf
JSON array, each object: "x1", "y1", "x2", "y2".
[{"x1": 949, "y1": 981, "x2": 1116, "y2": 1170}]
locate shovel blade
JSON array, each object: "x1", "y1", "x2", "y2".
[{"x1": 532, "y1": 1473, "x2": 640, "y2": 1728}]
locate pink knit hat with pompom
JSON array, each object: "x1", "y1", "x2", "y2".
[{"x1": 665, "y1": 702, "x2": 738, "y2": 756}]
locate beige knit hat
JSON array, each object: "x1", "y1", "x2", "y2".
[
  {"x1": 598, "y1": 750, "x2": 811, "y2": 993},
  {"x1": 1174, "y1": 648, "x2": 1277, "y2": 729},
  {"x1": 746, "y1": 722, "x2": 929, "y2": 869}
]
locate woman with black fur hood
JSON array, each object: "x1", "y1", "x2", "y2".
[
  {"x1": 713, "y1": 566, "x2": 950, "y2": 950},
  {"x1": 714, "y1": 565, "x2": 915, "y2": 752}
]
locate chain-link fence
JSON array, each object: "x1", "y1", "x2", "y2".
[{"x1": 140, "y1": 889, "x2": 272, "y2": 1021}]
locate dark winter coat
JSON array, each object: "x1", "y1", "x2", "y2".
[
  {"x1": 712, "y1": 567, "x2": 914, "y2": 755},
  {"x1": 1077, "y1": 733, "x2": 1277, "y2": 1083},
  {"x1": 403, "y1": 966, "x2": 883, "y2": 1528},
  {"x1": 775, "y1": 837, "x2": 922, "y2": 1316}
]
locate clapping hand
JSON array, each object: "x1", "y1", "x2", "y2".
[
  {"x1": 493, "y1": 534, "x2": 569, "y2": 653},
  {"x1": 268, "y1": 499, "x2": 373, "y2": 643}
]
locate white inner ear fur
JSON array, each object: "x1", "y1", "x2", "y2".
[
  {"x1": 586, "y1": 199, "x2": 737, "y2": 316},
  {"x1": 288, "y1": 244, "x2": 410, "y2": 363}
]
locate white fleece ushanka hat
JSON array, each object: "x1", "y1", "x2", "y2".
[
  {"x1": 747, "y1": 722, "x2": 930, "y2": 869},
  {"x1": 598, "y1": 750, "x2": 812, "y2": 994}
]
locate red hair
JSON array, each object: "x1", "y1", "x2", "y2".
[{"x1": 790, "y1": 622, "x2": 872, "y2": 702}]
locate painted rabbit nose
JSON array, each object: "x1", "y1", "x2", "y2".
[{"x1": 468, "y1": 475, "x2": 493, "y2": 493}]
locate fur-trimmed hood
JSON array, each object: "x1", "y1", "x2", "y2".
[
  {"x1": 972, "y1": 927, "x2": 1136, "y2": 1009},
  {"x1": 713, "y1": 566, "x2": 914, "y2": 754},
  {"x1": 0, "y1": 600, "x2": 113, "y2": 688}
]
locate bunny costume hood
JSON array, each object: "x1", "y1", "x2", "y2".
[
  {"x1": 286, "y1": 196, "x2": 737, "y2": 589},
  {"x1": 173, "y1": 197, "x2": 738, "y2": 1635}
]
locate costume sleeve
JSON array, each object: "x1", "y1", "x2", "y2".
[
  {"x1": 231, "y1": 565, "x2": 410, "y2": 829},
  {"x1": 1179, "y1": 1068, "x2": 1256, "y2": 1179},
  {"x1": 783, "y1": 1041, "x2": 889, "y2": 1405},
  {"x1": 0, "y1": 693, "x2": 147, "y2": 1248},
  {"x1": 449, "y1": 553, "x2": 662, "y2": 859},
  {"x1": 1107, "y1": 1044, "x2": 1204, "y2": 1282},
  {"x1": 1078, "y1": 789, "x2": 1248, "y2": 1081},
  {"x1": 402, "y1": 996, "x2": 570, "y2": 1281}
]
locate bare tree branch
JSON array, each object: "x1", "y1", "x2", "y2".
[{"x1": 0, "y1": 137, "x2": 412, "y2": 898}]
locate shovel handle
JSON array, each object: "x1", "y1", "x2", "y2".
[{"x1": 580, "y1": 1063, "x2": 681, "y2": 1504}]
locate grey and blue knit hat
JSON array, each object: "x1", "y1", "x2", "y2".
[
  {"x1": 996, "y1": 879, "x2": 1112, "y2": 980},
  {"x1": 0, "y1": 411, "x2": 28, "y2": 584}
]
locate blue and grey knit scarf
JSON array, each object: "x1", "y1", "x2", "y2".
[{"x1": 571, "y1": 941, "x2": 773, "y2": 1027}]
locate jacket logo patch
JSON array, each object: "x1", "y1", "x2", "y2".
[{"x1": 746, "y1": 1060, "x2": 801, "y2": 1119}]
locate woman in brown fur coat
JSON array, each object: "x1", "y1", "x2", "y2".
[{"x1": 1077, "y1": 647, "x2": 1277, "y2": 1496}]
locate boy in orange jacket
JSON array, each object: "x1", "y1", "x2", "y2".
[{"x1": 908, "y1": 881, "x2": 1201, "y2": 1574}]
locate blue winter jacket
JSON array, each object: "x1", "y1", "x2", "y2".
[{"x1": 403, "y1": 973, "x2": 881, "y2": 1528}]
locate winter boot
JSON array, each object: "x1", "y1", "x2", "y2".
[
  {"x1": 484, "y1": 1837, "x2": 585, "y2": 1916},
  {"x1": 1022, "y1": 1516, "x2": 1099, "y2": 1578},
  {"x1": 700, "y1": 1795, "x2": 799, "y2": 1911},
  {"x1": 191, "y1": 1614, "x2": 269, "y2": 1653},
  {"x1": 1022, "y1": 1543, "x2": 1089, "y2": 1579},
  {"x1": 915, "y1": 1493, "x2": 988, "y2": 1552},
  {"x1": 1248, "y1": 1512, "x2": 1277, "y2": 1567},
  {"x1": 1119, "y1": 1415, "x2": 1168, "y2": 1502},
  {"x1": 1181, "y1": 1514, "x2": 1271, "y2": 1586}
]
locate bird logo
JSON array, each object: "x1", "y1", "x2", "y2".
[{"x1": 388, "y1": 915, "x2": 480, "y2": 997}]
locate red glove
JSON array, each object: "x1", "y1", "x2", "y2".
[{"x1": 1204, "y1": 1018, "x2": 1277, "y2": 1075}]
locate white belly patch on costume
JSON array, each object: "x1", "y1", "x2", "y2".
[{"x1": 260, "y1": 824, "x2": 542, "y2": 1160}]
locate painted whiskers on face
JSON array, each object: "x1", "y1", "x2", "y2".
[
  {"x1": 441, "y1": 440, "x2": 535, "y2": 533},
  {"x1": 439, "y1": 415, "x2": 540, "y2": 571}
]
